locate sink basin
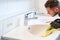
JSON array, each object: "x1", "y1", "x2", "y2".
[
  {"x1": 28, "y1": 24, "x2": 60, "y2": 40},
  {"x1": 28, "y1": 24, "x2": 49, "y2": 37}
]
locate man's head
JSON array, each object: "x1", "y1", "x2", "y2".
[{"x1": 45, "y1": 0, "x2": 60, "y2": 17}]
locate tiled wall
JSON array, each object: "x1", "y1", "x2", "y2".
[
  {"x1": 0, "y1": 0, "x2": 36, "y2": 36},
  {"x1": 0, "y1": 15, "x2": 21, "y2": 36},
  {"x1": 0, "y1": 0, "x2": 35, "y2": 19}
]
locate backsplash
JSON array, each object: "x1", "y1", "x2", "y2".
[{"x1": 0, "y1": 14, "x2": 21, "y2": 36}]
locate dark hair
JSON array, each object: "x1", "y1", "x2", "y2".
[{"x1": 45, "y1": 0, "x2": 59, "y2": 8}]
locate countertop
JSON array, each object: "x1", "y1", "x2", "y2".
[
  {"x1": 2, "y1": 26, "x2": 60, "y2": 40},
  {"x1": 2, "y1": 16, "x2": 60, "y2": 40}
]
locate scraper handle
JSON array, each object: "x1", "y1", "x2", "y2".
[{"x1": 50, "y1": 19, "x2": 60, "y2": 29}]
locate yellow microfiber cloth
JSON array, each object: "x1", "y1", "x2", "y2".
[{"x1": 41, "y1": 25, "x2": 59, "y2": 37}]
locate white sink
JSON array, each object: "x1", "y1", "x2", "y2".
[
  {"x1": 28, "y1": 24, "x2": 60, "y2": 40},
  {"x1": 28, "y1": 24, "x2": 49, "y2": 36},
  {"x1": 27, "y1": 16, "x2": 60, "y2": 40}
]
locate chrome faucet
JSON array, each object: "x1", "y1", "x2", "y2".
[{"x1": 25, "y1": 12, "x2": 37, "y2": 20}]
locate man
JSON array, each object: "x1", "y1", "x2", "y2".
[
  {"x1": 45, "y1": 0, "x2": 60, "y2": 17},
  {"x1": 42, "y1": 0, "x2": 60, "y2": 37}
]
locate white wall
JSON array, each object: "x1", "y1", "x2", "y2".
[
  {"x1": 39, "y1": 0, "x2": 47, "y2": 13},
  {"x1": 34, "y1": 0, "x2": 47, "y2": 14}
]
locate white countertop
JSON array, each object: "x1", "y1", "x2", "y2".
[
  {"x1": 3, "y1": 26, "x2": 60, "y2": 40},
  {"x1": 2, "y1": 16, "x2": 60, "y2": 40}
]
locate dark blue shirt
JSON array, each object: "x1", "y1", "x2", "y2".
[{"x1": 58, "y1": 14, "x2": 60, "y2": 17}]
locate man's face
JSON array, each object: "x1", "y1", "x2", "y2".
[{"x1": 46, "y1": 7, "x2": 59, "y2": 17}]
